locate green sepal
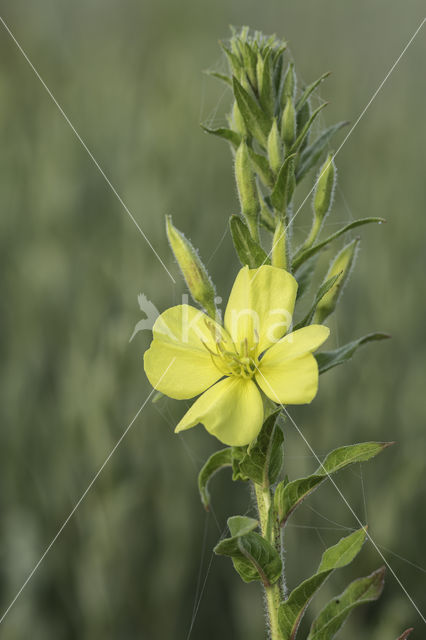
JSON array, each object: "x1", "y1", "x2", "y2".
[
  {"x1": 294, "y1": 273, "x2": 341, "y2": 330},
  {"x1": 198, "y1": 448, "x2": 233, "y2": 510},
  {"x1": 307, "y1": 567, "x2": 385, "y2": 640},
  {"x1": 296, "y1": 121, "x2": 349, "y2": 182},
  {"x1": 237, "y1": 410, "x2": 283, "y2": 487},
  {"x1": 201, "y1": 124, "x2": 241, "y2": 148},
  {"x1": 230, "y1": 215, "x2": 269, "y2": 267},
  {"x1": 270, "y1": 153, "x2": 297, "y2": 213},
  {"x1": 396, "y1": 630, "x2": 414, "y2": 640},
  {"x1": 292, "y1": 217, "x2": 386, "y2": 270},
  {"x1": 296, "y1": 72, "x2": 331, "y2": 112},
  {"x1": 275, "y1": 442, "x2": 392, "y2": 527},
  {"x1": 278, "y1": 528, "x2": 367, "y2": 640},
  {"x1": 232, "y1": 75, "x2": 271, "y2": 146},
  {"x1": 214, "y1": 516, "x2": 282, "y2": 586},
  {"x1": 316, "y1": 333, "x2": 391, "y2": 374},
  {"x1": 290, "y1": 103, "x2": 328, "y2": 154}
]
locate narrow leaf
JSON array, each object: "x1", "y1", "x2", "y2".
[
  {"x1": 201, "y1": 124, "x2": 241, "y2": 148},
  {"x1": 290, "y1": 103, "x2": 328, "y2": 154},
  {"x1": 295, "y1": 255, "x2": 320, "y2": 299},
  {"x1": 296, "y1": 72, "x2": 331, "y2": 111},
  {"x1": 292, "y1": 218, "x2": 386, "y2": 270},
  {"x1": 248, "y1": 147, "x2": 274, "y2": 187},
  {"x1": 204, "y1": 70, "x2": 232, "y2": 87},
  {"x1": 214, "y1": 515, "x2": 282, "y2": 586},
  {"x1": 296, "y1": 121, "x2": 349, "y2": 181},
  {"x1": 294, "y1": 273, "x2": 341, "y2": 330},
  {"x1": 270, "y1": 153, "x2": 297, "y2": 212},
  {"x1": 238, "y1": 411, "x2": 283, "y2": 487},
  {"x1": 308, "y1": 567, "x2": 385, "y2": 640},
  {"x1": 278, "y1": 528, "x2": 367, "y2": 640},
  {"x1": 275, "y1": 442, "x2": 392, "y2": 526},
  {"x1": 230, "y1": 215, "x2": 270, "y2": 268},
  {"x1": 198, "y1": 448, "x2": 233, "y2": 510},
  {"x1": 316, "y1": 333, "x2": 391, "y2": 374},
  {"x1": 396, "y1": 630, "x2": 414, "y2": 640},
  {"x1": 233, "y1": 75, "x2": 271, "y2": 146}
]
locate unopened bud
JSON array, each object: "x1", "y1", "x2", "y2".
[
  {"x1": 314, "y1": 238, "x2": 359, "y2": 323},
  {"x1": 304, "y1": 154, "x2": 336, "y2": 248},
  {"x1": 271, "y1": 218, "x2": 288, "y2": 269},
  {"x1": 166, "y1": 215, "x2": 217, "y2": 318},
  {"x1": 232, "y1": 101, "x2": 247, "y2": 137},
  {"x1": 267, "y1": 119, "x2": 283, "y2": 175},
  {"x1": 281, "y1": 98, "x2": 296, "y2": 149},
  {"x1": 235, "y1": 141, "x2": 260, "y2": 240},
  {"x1": 281, "y1": 62, "x2": 296, "y2": 104}
]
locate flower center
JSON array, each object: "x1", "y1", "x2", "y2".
[{"x1": 202, "y1": 319, "x2": 259, "y2": 379}]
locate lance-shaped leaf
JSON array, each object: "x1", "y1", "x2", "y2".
[
  {"x1": 290, "y1": 103, "x2": 328, "y2": 154},
  {"x1": 294, "y1": 273, "x2": 341, "y2": 330},
  {"x1": 295, "y1": 254, "x2": 320, "y2": 299},
  {"x1": 396, "y1": 630, "x2": 414, "y2": 640},
  {"x1": 270, "y1": 153, "x2": 297, "y2": 212},
  {"x1": 230, "y1": 215, "x2": 270, "y2": 267},
  {"x1": 259, "y1": 49, "x2": 274, "y2": 116},
  {"x1": 198, "y1": 448, "x2": 233, "y2": 510},
  {"x1": 204, "y1": 70, "x2": 233, "y2": 87},
  {"x1": 278, "y1": 528, "x2": 367, "y2": 640},
  {"x1": 201, "y1": 125, "x2": 241, "y2": 148},
  {"x1": 248, "y1": 147, "x2": 274, "y2": 187},
  {"x1": 275, "y1": 442, "x2": 392, "y2": 527},
  {"x1": 316, "y1": 333, "x2": 390, "y2": 374},
  {"x1": 296, "y1": 72, "x2": 331, "y2": 112},
  {"x1": 307, "y1": 567, "x2": 385, "y2": 640},
  {"x1": 292, "y1": 217, "x2": 385, "y2": 270},
  {"x1": 232, "y1": 76, "x2": 272, "y2": 146},
  {"x1": 214, "y1": 516, "x2": 282, "y2": 586},
  {"x1": 296, "y1": 121, "x2": 349, "y2": 181},
  {"x1": 237, "y1": 411, "x2": 283, "y2": 487}
]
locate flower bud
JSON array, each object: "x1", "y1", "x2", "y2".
[
  {"x1": 304, "y1": 153, "x2": 336, "y2": 248},
  {"x1": 281, "y1": 98, "x2": 296, "y2": 149},
  {"x1": 232, "y1": 101, "x2": 247, "y2": 137},
  {"x1": 281, "y1": 62, "x2": 296, "y2": 104},
  {"x1": 267, "y1": 119, "x2": 283, "y2": 175},
  {"x1": 166, "y1": 215, "x2": 217, "y2": 318},
  {"x1": 235, "y1": 141, "x2": 260, "y2": 239},
  {"x1": 314, "y1": 238, "x2": 359, "y2": 323},
  {"x1": 271, "y1": 218, "x2": 288, "y2": 269}
]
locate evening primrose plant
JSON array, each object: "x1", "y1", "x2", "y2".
[{"x1": 141, "y1": 27, "x2": 410, "y2": 640}]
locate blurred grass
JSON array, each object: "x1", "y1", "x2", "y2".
[{"x1": 0, "y1": 1, "x2": 425, "y2": 638}]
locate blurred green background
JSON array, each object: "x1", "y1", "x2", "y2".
[{"x1": 0, "y1": 1, "x2": 424, "y2": 638}]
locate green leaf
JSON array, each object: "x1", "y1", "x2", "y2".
[
  {"x1": 204, "y1": 70, "x2": 232, "y2": 87},
  {"x1": 232, "y1": 76, "x2": 271, "y2": 146},
  {"x1": 247, "y1": 147, "x2": 274, "y2": 187},
  {"x1": 296, "y1": 72, "x2": 331, "y2": 111},
  {"x1": 214, "y1": 515, "x2": 282, "y2": 586},
  {"x1": 396, "y1": 630, "x2": 414, "y2": 640},
  {"x1": 278, "y1": 528, "x2": 367, "y2": 640},
  {"x1": 307, "y1": 567, "x2": 385, "y2": 640},
  {"x1": 201, "y1": 124, "x2": 241, "y2": 148},
  {"x1": 316, "y1": 333, "x2": 391, "y2": 374},
  {"x1": 294, "y1": 273, "x2": 341, "y2": 330},
  {"x1": 259, "y1": 49, "x2": 274, "y2": 116},
  {"x1": 270, "y1": 153, "x2": 297, "y2": 212},
  {"x1": 275, "y1": 442, "x2": 392, "y2": 526},
  {"x1": 230, "y1": 215, "x2": 270, "y2": 268},
  {"x1": 237, "y1": 411, "x2": 283, "y2": 487},
  {"x1": 290, "y1": 103, "x2": 328, "y2": 154},
  {"x1": 292, "y1": 217, "x2": 386, "y2": 270},
  {"x1": 296, "y1": 122, "x2": 349, "y2": 181},
  {"x1": 198, "y1": 448, "x2": 233, "y2": 510},
  {"x1": 295, "y1": 255, "x2": 320, "y2": 299}
]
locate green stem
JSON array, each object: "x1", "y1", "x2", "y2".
[{"x1": 254, "y1": 483, "x2": 283, "y2": 640}]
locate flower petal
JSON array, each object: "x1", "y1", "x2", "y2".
[
  {"x1": 255, "y1": 325, "x2": 329, "y2": 404},
  {"x1": 224, "y1": 265, "x2": 298, "y2": 355},
  {"x1": 175, "y1": 377, "x2": 264, "y2": 446},
  {"x1": 144, "y1": 304, "x2": 226, "y2": 399},
  {"x1": 256, "y1": 353, "x2": 320, "y2": 404}
]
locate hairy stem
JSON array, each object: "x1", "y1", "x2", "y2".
[{"x1": 254, "y1": 483, "x2": 283, "y2": 640}]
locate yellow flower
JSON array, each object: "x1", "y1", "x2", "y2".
[{"x1": 144, "y1": 265, "x2": 329, "y2": 446}]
